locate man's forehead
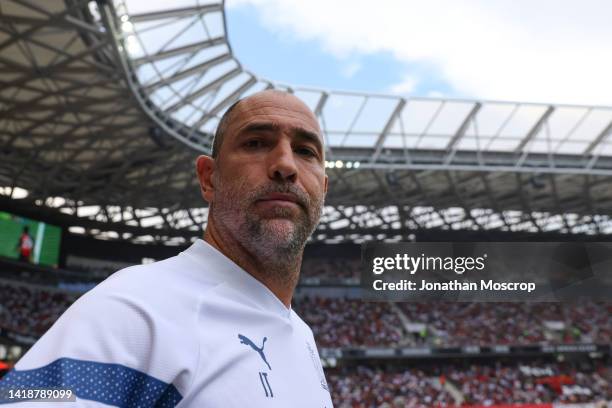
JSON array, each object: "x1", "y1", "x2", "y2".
[{"x1": 230, "y1": 92, "x2": 322, "y2": 135}]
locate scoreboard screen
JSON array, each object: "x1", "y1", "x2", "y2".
[{"x1": 0, "y1": 211, "x2": 61, "y2": 267}]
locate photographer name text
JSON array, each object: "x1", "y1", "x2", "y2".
[{"x1": 372, "y1": 279, "x2": 536, "y2": 293}]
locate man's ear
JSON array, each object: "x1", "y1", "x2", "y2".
[
  {"x1": 323, "y1": 174, "x2": 329, "y2": 194},
  {"x1": 196, "y1": 155, "x2": 215, "y2": 203}
]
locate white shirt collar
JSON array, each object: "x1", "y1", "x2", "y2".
[{"x1": 182, "y1": 239, "x2": 292, "y2": 319}]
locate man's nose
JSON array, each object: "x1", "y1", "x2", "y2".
[{"x1": 267, "y1": 140, "x2": 298, "y2": 182}]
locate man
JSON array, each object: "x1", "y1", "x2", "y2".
[
  {"x1": 15, "y1": 226, "x2": 34, "y2": 263},
  {"x1": 1, "y1": 90, "x2": 333, "y2": 407}
]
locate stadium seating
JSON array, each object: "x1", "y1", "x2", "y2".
[
  {"x1": 1, "y1": 279, "x2": 610, "y2": 349},
  {"x1": 327, "y1": 361, "x2": 610, "y2": 407},
  {"x1": 298, "y1": 296, "x2": 405, "y2": 347},
  {"x1": 328, "y1": 365, "x2": 455, "y2": 407},
  {"x1": 396, "y1": 302, "x2": 612, "y2": 347},
  {"x1": 294, "y1": 296, "x2": 611, "y2": 348},
  {"x1": 0, "y1": 282, "x2": 79, "y2": 337},
  {"x1": 0, "y1": 275, "x2": 610, "y2": 406}
]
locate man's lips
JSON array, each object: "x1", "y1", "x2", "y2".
[
  {"x1": 256, "y1": 192, "x2": 303, "y2": 210},
  {"x1": 258, "y1": 193, "x2": 299, "y2": 203}
]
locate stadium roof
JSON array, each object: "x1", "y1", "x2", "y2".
[{"x1": 2, "y1": 0, "x2": 612, "y2": 244}]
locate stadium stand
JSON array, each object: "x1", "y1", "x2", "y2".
[
  {"x1": 328, "y1": 365, "x2": 456, "y2": 407},
  {"x1": 0, "y1": 260, "x2": 610, "y2": 349},
  {"x1": 298, "y1": 296, "x2": 406, "y2": 347},
  {"x1": 1, "y1": 1, "x2": 611, "y2": 406},
  {"x1": 396, "y1": 302, "x2": 612, "y2": 347},
  {"x1": 327, "y1": 359, "x2": 610, "y2": 407},
  {"x1": 294, "y1": 296, "x2": 611, "y2": 348},
  {"x1": 300, "y1": 257, "x2": 361, "y2": 284},
  {"x1": 0, "y1": 281, "x2": 79, "y2": 338},
  {"x1": 0, "y1": 259, "x2": 610, "y2": 406},
  {"x1": 2, "y1": 269, "x2": 609, "y2": 351}
]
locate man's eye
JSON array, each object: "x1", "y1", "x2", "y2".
[
  {"x1": 296, "y1": 147, "x2": 317, "y2": 157},
  {"x1": 244, "y1": 139, "x2": 263, "y2": 148}
]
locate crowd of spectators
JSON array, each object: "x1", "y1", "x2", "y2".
[
  {"x1": 0, "y1": 276, "x2": 610, "y2": 406},
  {"x1": 64, "y1": 255, "x2": 132, "y2": 280},
  {"x1": 293, "y1": 296, "x2": 611, "y2": 348},
  {"x1": 398, "y1": 302, "x2": 612, "y2": 347},
  {"x1": 1, "y1": 278, "x2": 610, "y2": 350},
  {"x1": 327, "y1": 361, "x2": 610, "y2": 407},
  {"x1": 300, "y1": 257, "x2": 361, "y2": 283},
  {"x1": 296, "y1": 296, "x2": 405, "y2": 347},
  {"x1": 451, "y1": 363, "x2": 556, "y2": 404},
  {"x1": 0, "y1": 282, "x2": 78, "y2": 336},
  {"x1": 451, "y1": 361, "x2": 610, "y2": 405},
  {"x1": 328, "y1": 365, "x2": 454, "y2": 407}
]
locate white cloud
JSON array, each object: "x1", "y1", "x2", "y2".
[
  {"x1": 226, "y1": 0, "x2": 612, "y2": 105},
  {"x1": 388, "y1": 74, "x2": 417, "y2": 95},
  {"x1": 341, "y1": 61, "x2": 362, "y2": 79}
]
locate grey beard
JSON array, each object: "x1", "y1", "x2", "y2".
[
  {"x1": 211, "y1": 178, "x2": 324, "y2": 287},
  {"x1": 245, "y1": 209, "x2": 308, "y2": 260},
  {"x1": 241, "y1": 202, "x2": 321, "y2": 288}
]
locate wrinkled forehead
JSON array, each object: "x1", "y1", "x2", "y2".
[{"x1": 228, "y1": 92, "x2": 323, "y2": 140}]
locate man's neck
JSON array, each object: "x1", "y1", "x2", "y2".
[{"x1": 203, "y1": 222, "x2": 300, "y2": 308}]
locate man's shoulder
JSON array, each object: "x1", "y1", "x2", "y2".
[
  {"x1": 14, "y1": 252, "x2": 213, "y2": 369},
  {"x1": 10, "y1": 255, "x2": 204, "y2": 400},
  {"x1": 73, "y1": 251, "x2": 222, "y2": 322},
  {"x1": 290, "y1": 309, "x2": 316, "y2": 338},
  {"x1": 102, "y1": 251, "x2": 218, "y2": 297}
]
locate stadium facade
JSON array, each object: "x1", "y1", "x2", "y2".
[{"x1": 0, "y1": 1, "x2": 610, "y2": 407}]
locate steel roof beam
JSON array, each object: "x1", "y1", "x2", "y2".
[
  {"x1": 0, "y1": 12, "x2": 103, "y2": 36},
  {"x1": 142, "y1": 52, "x2": 232, "y2": 92},
  {"x1": 4, "y1": 40, "x2": 115, "y2": 90},
  {"x1": 444, "y1": 102, "x2": 482, "y2": 165},
  {"x1": 131, "y1": 37, "x2": 226, "y2": 66},
  {"x1": 128, "y1": 4, "x2": 223, "y2": 23},
  {"x1": 190, "y1": 75, "x2": 257, "y2": 130},
  {"x1": 370, "y1": 98, "x2": 406, "y2": 163},
  {"x1": 313, "y1": 92, "x2": 332, "y2": 157},
  {"x1": 0, "y1": 15, "x2": 51, "y2": 25},
  {"x1": 514, "y1": 173, "x2": 542, "y2": 233},
  {"x1": 584, "y1": 119, "x2": 612, "y2": 155},
  {"x1": 0, "y1": 0, "x2": 98, "y2": 51},
  {"x1": 514, "y1": 105, "x2": 554, "y2": 153},
  {"x1": 0, "y1": 196, "x2": 195, "y2": 239},
  {"x1": 314, "y1": 92, "x2": 329, "y2": 118},
  {"x1": 164, "y1": 67, "x2": 242, "y2": 113},
  {"x1": 0, "y1": 94, "x2": 129, "y2": 118},
  {"x1": 445, "y1": 102, "x2": 481, "y2": 151}
]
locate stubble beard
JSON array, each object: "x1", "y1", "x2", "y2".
[{"x1": 211, "y1": 175, "x2": 324, "y2": 288}]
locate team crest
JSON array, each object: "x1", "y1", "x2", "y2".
[{"x1": 306, "y1": 341, "x2": 329, "y2": 392}]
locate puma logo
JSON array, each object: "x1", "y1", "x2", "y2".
[{"x1": 238, "y1": 334, "x2": 272, "y2": 370}]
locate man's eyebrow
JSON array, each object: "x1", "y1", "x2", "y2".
[
  {"x1": 239, "y1": 122, "x2": 323, "y2": 153},
  {"x1": 240, "y1": 122, "x2": 279, "y2": 135}
]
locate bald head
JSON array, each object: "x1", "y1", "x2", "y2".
[{"x1": 211, "y1": 90, "x2": 321, "y2": 159}]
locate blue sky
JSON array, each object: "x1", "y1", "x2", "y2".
[
  {"x1": 225, "y1": 3, "x2": 456, "y2": 97},
  {"x1": 224, "y1": 0, "x2": 612, "y2": 106}
]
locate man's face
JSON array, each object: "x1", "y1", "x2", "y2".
[{"x1": 206, "y1": 92, "x2": 328, "y2": 258}]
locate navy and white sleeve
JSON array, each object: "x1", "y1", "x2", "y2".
[{"x1": 0, "y1": 275, "x2": 196, "y2": 407}]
